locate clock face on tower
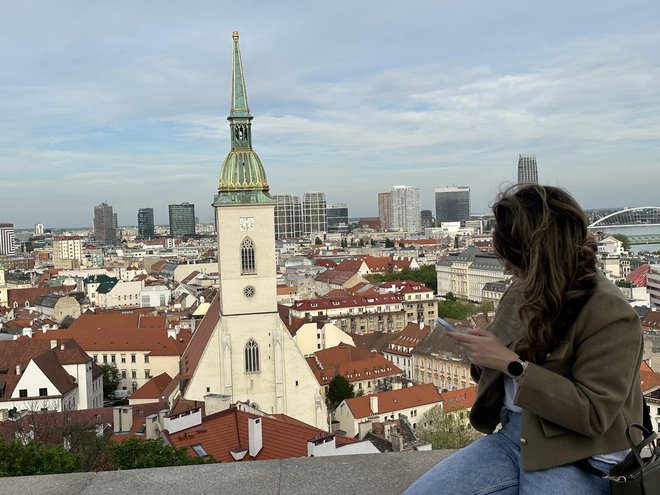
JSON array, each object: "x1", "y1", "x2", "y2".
[{"x1": 239, "y1": 217, "x2": 255, "y2": 231}]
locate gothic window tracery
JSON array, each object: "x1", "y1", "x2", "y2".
[
  {"x1": 244, "y1": 338, "x2": 260, "y2": 373},
  {"x1": 241, "y1": 238, "x2": 256, "y2": 274}
]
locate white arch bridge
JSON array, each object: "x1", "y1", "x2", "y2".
[{"x1": 588, "y1": 207, "x2": 660, "y2": 245}]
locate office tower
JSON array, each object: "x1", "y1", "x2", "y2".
[
  {"x1": 302, "y1": 192, "x2": 327, "y2": 235},
  {"x1": 390, "y1": 185, "x2": 421, "y2": 232},
  {"x1": 378, "y1": 192, "x2": 392, "y2": 231},
  {"x1": 137, "y1": 208, "x2": 155, "y2": 239},
  {"x1": 327, "y1": 203, "x2": 349, "y2": 234},
  {"x1": 93, "y1": 202, "x2": 116, "y2": 245},
  {"x1": 421, "y1": 209, "x2": 433, "y2": 229},
  {"x1": 517, "y1": 154, "x2": 538, "y2": 184},
  {"x1": 169, "y1": 203, "x2": 196, "y2": 238},
  {"x1": 34, "y1": 223, "x2": 44, "y2": 236},
  {"x1": 53, "y1": 236, "x2": 83, "y2": 269},
  {"x1": 0, "y1": 223, "x2": 16, "y2": 255},
  {"x1": 435, "y1": 186, "x2": 470, "y2": 225},
  {"x1": 273, "y1": 194, "x2": 303, "y2": 239}
]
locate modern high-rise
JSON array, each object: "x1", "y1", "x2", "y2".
[
  {"x1": 390, "y1": 185, "x2": 421, "y2": 232},
  {"x1": 169, "y1": 203, "x2": 196, "y2": 238},
  {"x1": 137, "y1": 208, "x2": 155, "y2": 239},
  {"x1": 378, "y1": 192, "x2": 392, "y2": 231},
  {"x1": 273, "y1": 194, "x2": 302, "y2": 239},
  {"x1": 93, "y1": 202, "x2": 116, "y2": 245},
  {"x1": 34, "y1": 223, "x2": 44, "y2": 236},
  {"x1": 327, "y1": 203, "x2": 349, "y2": 234},
  {"x1": 0, "y1": 223, "x2": 16, "y2": 255},
  {"x1": 421, "y1": 210, "x2": 434, "y2": 229},
  {"x1": 517, "y1": 154, "x2": 538, "y2": 184},
  {"x1": 435, "y1": 186, "x2": 470, "y2": 225},
  {"x1": 302, "y1": 192, "x2": 327, "y2": 235}
]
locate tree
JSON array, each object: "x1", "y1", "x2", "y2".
[
  {"x1": 314, "y1": 236, "x2": 322, "y2": 246},
  {"x1": 0, "y1": 437, "x2": 83, "y2": 477},
  {"x1": 415, "y1": 405, "x2": 481, "y2": 449},
  {"x1": 385, "y1": 238, "x2": 395, "y2": 248},
  {"x1": 326, "y1": 374, "x2": 354, "y2": 407},
  {"x1": 438, "y1": 297, "x2": 494, "y2": 320},
  {"x1": 110, "y1": 438, "x2": 215, "y2": 470},
  {"x1": 454, "y1": 235, "x2": 459, "y2": 249},
  {"x1": 100, "y1": 363, "x2": 120, "y2": 398},
  {"x1": 612, "y1": 233, "x2": 631, "y2": 251},
  {"x1": 365, "y1": 265, "x2": 438, "y2": 292}
]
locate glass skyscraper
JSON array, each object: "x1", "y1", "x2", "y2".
[
  {"x1": 435, "y1": 186, "x2": 470, "y2": 225},
  {"x1": 137, "y1": 208, "x2": 155, "y2": 239},
  {"x1": 327, "y1": 203, "x2": 349, "y2": 233},
  {"x1": 302, "y1": 192, "x2": 327, "y2": 235},
  {"x1": 169, "y1": 203, "x2": 196, "y2": 238},
  {"x1": 93, "y1": 202, "x2": 116, "y2": 245},
  {"x1": 273, "y1": 194, "x2": 303, "y2": 239}
]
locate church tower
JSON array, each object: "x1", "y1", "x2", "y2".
[{"x1": 181, "y1": 33, "x2": 326, "y2": 429}]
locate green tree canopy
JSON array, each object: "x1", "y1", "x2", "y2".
[
  {"x1": 111, "y1": 438, "x2": 215, "y2": 470},
  {"x1": 100, "y1": 363, "x2": 121, "y2": 399},
  {"x1": 0, "y1": 438, "x2": 82, "y2": 477},
  {"x1": 327, "y1": 374, "x2": 355, "y2": 407},
  {"x1": 415, "y1": 405, "x2": 481, "y2": 449},
  {"x1": 438, "y1": 297, "x2": 494, "y2": 320},
  {"x1": 365, "y1": 265, "x2": 437, "y2": 292},
  {"x1": 384, "y1": 238, "x2": 395, "y2": 248}
]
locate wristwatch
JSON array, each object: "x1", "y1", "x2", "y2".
[{"x1": 507, "y1": 359, "x2": 528, "y2": 379}]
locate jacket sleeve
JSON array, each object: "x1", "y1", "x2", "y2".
[{"x1": 514, "y1": 290, "x2": 642, "y2": 437}]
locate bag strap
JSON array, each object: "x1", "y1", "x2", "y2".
[{"x1": 625, "y1": 423, "x2": 658, "y2": 467}]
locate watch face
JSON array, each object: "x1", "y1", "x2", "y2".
[
  {"x1": 507, "y1": 360, "x2": 524, "y2": 377},
  {"x1": 239, "y1": 217, "x2": 255, "y2": 231},
  {"x1": 243, "y1": 285, "x2": 256, "y2": 298}
]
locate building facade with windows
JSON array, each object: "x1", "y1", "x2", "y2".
[
  {"x1": 390, "y1": 185, "x2": 421, "y2": 233},
  {"x1": 0, "y1": 223, "x2": 16, "y2": 255},
  {"x1": 517, "y1": 153, "x2": 538, "y2": 184},
  {"x1": 378, "y1": 192, "x2": 392, "y2": 231},
  {"x1": 137, "y1": 208, "x2": 155, "y2": 239},
  {"x1": 435, "y1": 186, "x2": 470, "y2": 225},
  {"x1": 53, "y1": 236, "x2": 83, "y2": 269},
  {"x1": 93, "y1": 202, "x2": 116, "y2": 245},
  {"x1": 273, "y1": 194, "x2": 303, "y2": 239},
  {"x1": 303, "y1": 192, "x2": 327, "y2": 235},
  {"x1": 168, "y1": 203, "x2": 196, "y2": 238},
  {"x1": 327, "y1": 203, "x2": 349, "y2": 234}
]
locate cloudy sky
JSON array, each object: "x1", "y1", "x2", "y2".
[{"x1": 1, "y1": 1, "x2": 658, "y2": 229}]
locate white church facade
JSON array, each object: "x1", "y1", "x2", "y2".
[{"x1": 179, "y1": 32, "x2": 327, "y2": 429}]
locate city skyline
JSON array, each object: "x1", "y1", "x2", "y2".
[{"x1": 2, "y1": 1, "x2": 659, "y2": 229}]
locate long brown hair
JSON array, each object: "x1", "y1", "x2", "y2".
[{"x1": 492, "y1": 185, "x2": 598, "y2": 362}]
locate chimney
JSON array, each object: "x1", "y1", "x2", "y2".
[
  {"x1": 248, "y1": 417, "x2": 263, "y2": 458},
  {"x1": 391, "y1": 432, "x2": 404, "y2": 452},
  {"x1": 357, "y1": 420, "x2": 374, "y2": 440},
  {"x1": 370, "y1": 396, "x2": 378, "y2": 415},
  {"x1": 113, "y1": 406, "x2": 133, "y2": 433},
  {"x1": 50, "y1": 339, "x2": 58, "y2": 349},
  {"x1": 204, "y1": 394, "x2": 231, "y2": 415},
  {"x1": 15, "y1": 364, "x2": 21, "y2": 376}
]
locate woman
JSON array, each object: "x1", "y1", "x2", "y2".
[{"x1": 405, "y1": 185, "x2": 643, "y2": 494}]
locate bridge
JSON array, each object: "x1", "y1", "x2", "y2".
[{"x1": 588, "y1": 207, "x2": 660, "y2": 245}]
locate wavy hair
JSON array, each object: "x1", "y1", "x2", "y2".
[{"x1": 492, "y1": 184, "x2": 598, "y2": 362}]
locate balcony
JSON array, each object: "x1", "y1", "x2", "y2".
[{"x1": 2, "y1": 450, "x2": 454, "y2": 495}]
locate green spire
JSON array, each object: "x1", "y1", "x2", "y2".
[{"x1": 215, "y1": 31, "x2": 273, "y2": 206}]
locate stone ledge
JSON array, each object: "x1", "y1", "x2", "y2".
[{"x1": 2, "y1": 450, "x2": 455, "y2": 495}]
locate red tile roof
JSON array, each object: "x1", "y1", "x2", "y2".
[
  {"x1": 291, "y1": 294, "x2": 402, "y2": 312},
  {"x1": 31, "y1": 311, "x2": 189, "y2": 356},
  {"x1": 179, "y1": 294, "x2": 220, "y2": 380},
  {"x1": 642, "y1": 311, "x2": 660, "y2": 332},
  {"x1": 130, "y1": 372, "x2": 174, "y2": 400},
  {"x1": 166, "y1": 406, "x2": 358, "y2": 462},
  {"x1": 626, "y1": 264, "x2": 650, "y2": 287},
  {"x1": 439, "y1": 385, "x2": 478, "y2": 412},
  {"x1": 640, "y1": 361, "x2": 660, "y2": 394},
  {"x1": 386, "y1": 322, "x2": 432, "y2": 356},
  {"x1": 345, "y1": 384, "x2": 442, "y2": 419}
]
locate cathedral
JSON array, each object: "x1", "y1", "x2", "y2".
[{"x1": 179, "y1": 32, "x2": 327, "y2": 429}]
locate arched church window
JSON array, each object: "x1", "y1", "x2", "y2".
[
  {"x1": 241, "y1": 238, "x2": 256, "y2": 274},
  {"x1": 244, "y1": 338, "x2": 260, "y2": 373}
]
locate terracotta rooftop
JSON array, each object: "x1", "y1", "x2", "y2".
[
  {"x1": 626, "y1": 264, "x2": 650, "y2": 287},
  {"x1": 386, "y1": 322, "x2": 431, "y2": 357},
  {"x1": 345, "y1": 384, "x2": 442, "y2": 419},
  {"x1": 166, "y1": 406, "x2": 359, "y2": 463},
  {"x1": 130, "y1": 372, "x2": 174, "y2": 400},
  {"x1": 439, "y1": 385, "x2": 478, "y2": 412},
  {"x1": 291, "y1": 294, "x2": 402, "y2": 313},
  {"x1": 179, "y1": 294, "x2": 220, "y2": 381}
]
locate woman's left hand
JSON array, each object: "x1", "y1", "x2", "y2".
[{"x1": 445, "y1": 327, "x2": 519, "y2": 373}]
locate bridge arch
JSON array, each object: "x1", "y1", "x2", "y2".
[{"x1": 588, "y1": 207, "x2": 660, "y2": 228}]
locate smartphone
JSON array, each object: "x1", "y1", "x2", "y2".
[{"x1": 437, "y1": 317, "x2": 459, "y2": 333}]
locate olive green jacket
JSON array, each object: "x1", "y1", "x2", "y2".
[{"x1": 469, "y1": 273, "x2": 644, "y2": 471}]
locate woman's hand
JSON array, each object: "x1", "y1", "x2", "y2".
[{"x1": 445, "y1": 327, "x2": 519, "y2": 373}]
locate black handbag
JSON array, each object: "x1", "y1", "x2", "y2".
[{"x1": 608, "y1": 424, "x2": 660, "y2": 495}]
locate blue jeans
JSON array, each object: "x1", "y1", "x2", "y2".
[{"x1": 404, "y1": 410, "x2": 611, "y2": 494}]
